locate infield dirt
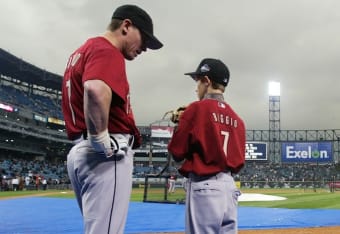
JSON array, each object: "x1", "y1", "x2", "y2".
[{"x1": 143, "y1": 227, "x2": 340, "y2": 234}]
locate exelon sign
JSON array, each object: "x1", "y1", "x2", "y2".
[{"x1": 281, "y1": 142, "x2": 332, "y2": 162}]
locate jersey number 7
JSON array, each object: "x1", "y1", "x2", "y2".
[{"x1": 221, "y1": 131, "x2": 230, "y2": 158}]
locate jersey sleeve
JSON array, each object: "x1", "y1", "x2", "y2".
[
  {"x1": 83, "y1": 48, "x2": 127, "y2": 102},
  {"x1": 228, "y1": 119, "x2": 246, "y2": 173},
  {"x1": 168, "y1": 105, "x2": 195, "y2": 161}
]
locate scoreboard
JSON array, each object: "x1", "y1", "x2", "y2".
[{"x1": 245, "y1": 142, "x2": 267, "y2": 160}]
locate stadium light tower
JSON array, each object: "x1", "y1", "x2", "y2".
[
  {"x1": 268, "y1": 81, "x2": 281, "y2": 96},
  {"x1": 268, "y1": 81, "x2": 281, "y2": 163}
]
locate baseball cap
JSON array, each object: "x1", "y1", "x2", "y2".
[
  {"x1": 112, "y1": 5, "x2": 163, "y2": 50},
  {"x1": 184, "y1": 58, "x2": 230, "y2": 86}
]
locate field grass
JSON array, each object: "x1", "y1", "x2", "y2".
[
  {"x1": 240, "y1": 188, "x2": 340, "y2": 209},
  {"x1": 0, "y1": 190, "x2": 74, "y2": 199},
  {"x1": 1, "y1": 188, "x2": 340, "y2": 209}
]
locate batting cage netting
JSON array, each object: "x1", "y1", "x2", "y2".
[{"x1": 142, "y1": 160, "x2": 186, "y2": 204}]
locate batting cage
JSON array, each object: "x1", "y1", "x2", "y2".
[
  {"x1": 142, "y1": 118, "x2": 186, "y2": 204},
  {"x1": 329, "y1": 175, "x2": 340, "y2": 192},
  {"x1": 142, "y1": 156, "x2": 186, "y2": 204}
]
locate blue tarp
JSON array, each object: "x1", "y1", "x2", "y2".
[{"x1": 0, "y1": 198, "x2": 339, "y2": 233}]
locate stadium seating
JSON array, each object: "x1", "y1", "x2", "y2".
[{"x1": 0, "y1": 83, "x2": 62, "y2": 119}]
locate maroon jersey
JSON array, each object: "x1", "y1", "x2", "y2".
[
  {"x1": 168, "y1": 99, "x2": 246, "y2": 177},
  {"x1": 61, "y1": 37, "x2": 141, "y2": 148}
]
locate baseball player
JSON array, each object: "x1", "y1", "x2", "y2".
[
  {"x1": 168, "y1": 58, "x2": 246, "y2": 234},
  {"x1": 168, "y1": 174, "x2": 177, "y2": 193},
  {"x1": 61, "y1": 5, "x2": 162, "y2": 234}
]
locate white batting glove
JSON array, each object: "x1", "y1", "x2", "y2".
[
  {"x1": 88, "y1": 130, "x2": 129, "y2": 158},
  {"x1": 89, "y1": 130, "x2": 114, "y2": 157},
  {"x1": 109, "y1": 135, "x2": 128, "y2": 158}
]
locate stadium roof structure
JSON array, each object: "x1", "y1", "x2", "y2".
[{"x1": 0, "y1": 48, "x2": 62, "y2": 90}]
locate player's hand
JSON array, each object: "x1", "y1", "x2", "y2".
[
  {"x1": 162, "y1": 106, "x2": 187, "y2": 124},
  {"x1": 109, "y1": 135, "x2": 128, "y2": 158},
  {"x1": 171, "y1": 106, "x2": 186, "y2": 124}
]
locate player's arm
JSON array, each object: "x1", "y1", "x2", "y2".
[
  {"x1": 168, "y1": 115, "x2": 192, "y2": 162},
  {"x1": 84, "y1": 79, "x2": 111, "y2": 134},
  {"x1": 84, "y1": 79, "x2": 113, "y2": 156},
  {"x1": 230, "y1": 120, "x2": 246, "y2": 173}
]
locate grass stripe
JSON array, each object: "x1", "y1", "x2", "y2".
[{"x1": 1, "y1": 188, "x2": 340, "y2": 209}]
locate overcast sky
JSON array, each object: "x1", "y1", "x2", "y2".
[{"x1": 1, "y1": 0, "x2": 339, "y2": 130}]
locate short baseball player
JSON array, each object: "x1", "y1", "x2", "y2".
[
  {"x1": 168, "y1": 58, "x2": 246, "y2": 234},
  {"x1": 61, "y1": 5, "x2": 162, "y2": 234}
]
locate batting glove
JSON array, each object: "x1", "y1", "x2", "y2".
[{"x1": 109, "y1": 135, "x2": 128, "y2": 158}]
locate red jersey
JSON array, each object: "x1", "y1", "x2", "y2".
[
  {"x1": 61, "y1": 37, "x2": 141, "y2": 148},
  {"x1": 168, "y1": 98, "x2": 246, "y2": 177}
]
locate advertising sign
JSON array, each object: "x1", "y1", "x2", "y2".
[
  {"x1": 33, "y1": 114, "x2": 47, "y2": 123},
  {"x1": 47, "y1": 117, "x2": 65, "y2": 125},
  {"x1": 151, "y1": 126, "x2": 174, "y2": 138},
  {"x1": 245, "y1": 142, "x2": 267, "y2": 160},
  {"x1": 0, "y1": 102, "x2": 14, "y2": 112},
  {"x1": 282, "y1": 142, "x2": 332, "y2": 163}
]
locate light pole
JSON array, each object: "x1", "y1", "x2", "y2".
[{"x1": 268, "y1": 81, "x2": 281, "y2": 163}]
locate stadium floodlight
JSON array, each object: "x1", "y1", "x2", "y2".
[{"x1": 268, "y1": 81, "x2": 281, "y2": 96}]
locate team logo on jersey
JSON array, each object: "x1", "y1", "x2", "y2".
[
  {"x1": 218, "y1": 102, "x2": 226, "y2": 108},
  {"x1": 71, "y1": 53, "x2": 81, "y2": 66},
  {"x1": 200, "y1": 64, "x2": 210, "y2": 73}
]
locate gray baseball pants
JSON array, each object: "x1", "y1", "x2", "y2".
[
  {"x1": 186, "y1": 172, "x2": 240, "y2": 234},
  {"x1": 67, "y1": 137, "x2": 133, "y2": 234}
]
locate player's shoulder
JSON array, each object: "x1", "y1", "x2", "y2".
[
  {"x1": 82, "y1": 37, "x2": 120, "y2": 56},
  {"x1": 184, "y1": 101, "x2": 202, "y2": 114},
  {"x1": 191, "y1": 98, "x2": 223, "y2": 111},
  {"x1": 187, "y1": 100, "x2": 200, "y2": 108},
  {"x1": 185, "y1": 99, "x2": 219, "y2": 115},
  {"x1": 85, "y1": 36, "x2": 109, "y2": 46}
]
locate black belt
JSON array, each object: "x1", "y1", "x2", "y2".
[
  {"x1": 72, "y1": 132, "x2": 134, "y2": 147},
  {"x1": 188, "y1": 171, "x2": 231, "y2": 182}
]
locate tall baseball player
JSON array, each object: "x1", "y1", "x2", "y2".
[
  {"x1": 168, "y1": 58, "x2": 246, "y2": 234},
  {"x1": 61, "y1": 5, "x2": 162, "y2": 234}
]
